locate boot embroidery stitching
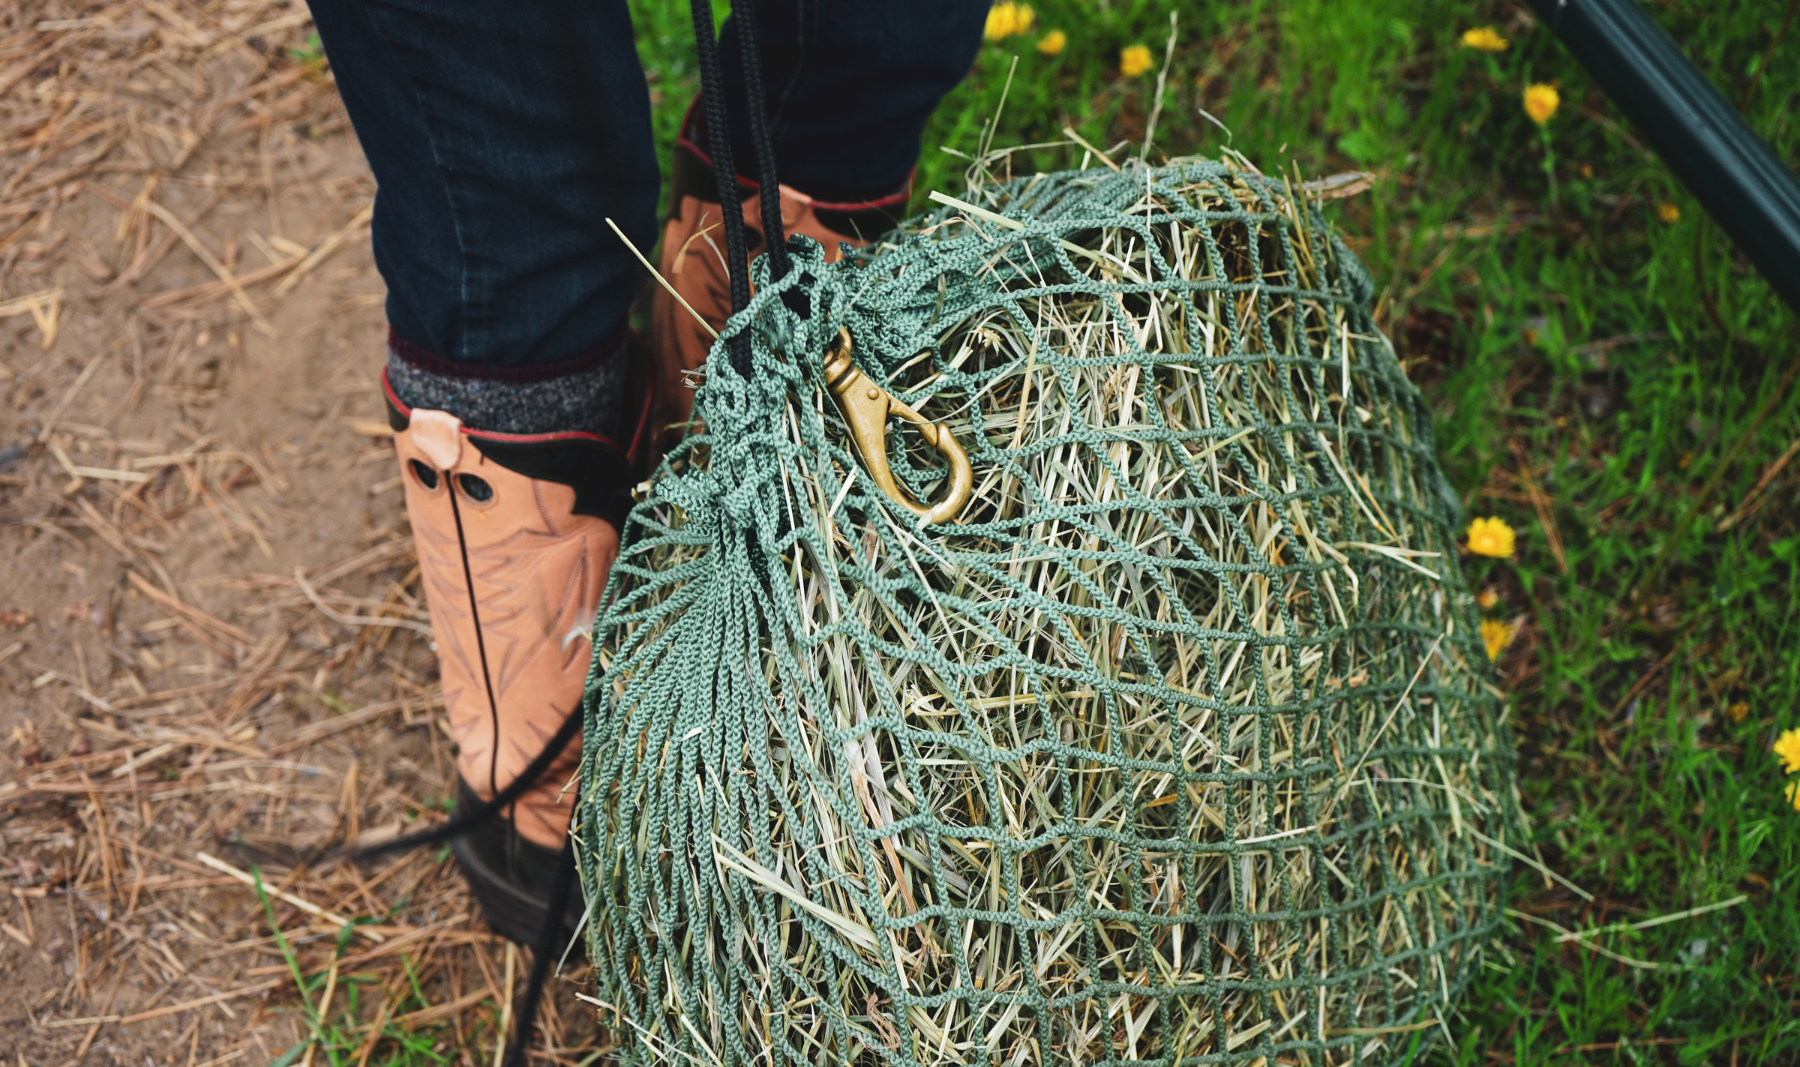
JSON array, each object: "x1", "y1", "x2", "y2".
[{"x1": 533, "y1": 480, "x2": 560, "y2": 538}]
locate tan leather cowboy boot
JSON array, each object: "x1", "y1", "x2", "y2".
[
  {"x1": 650, "y1": 98, "x2": 910, "y2": 445},
  {"x1": 384, "y1": 365, "x2": 650, "y2": 945}
]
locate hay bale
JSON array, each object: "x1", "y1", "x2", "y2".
[{"x1": 578, "y1": 158, "x2": 1519, "y2": 1067}]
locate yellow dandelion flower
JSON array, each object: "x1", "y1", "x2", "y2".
[
  {"x1": 1037, "y1": 29, "x2": 1066, "y2": 56},
  {"x1": 1774, "y1": 728, "x2": 1800, "y2": 774},
  {"x1": 1788, "y1": 780, "x2": 1800, "y2": 812},
  {"x1": 1728, "y1": 702, "x2": 1750, "y2": 723},
  {"x1": 1524, "y1": 83, "x2": 1560, "y2": 125},
  {"x1": 1460, "y1": 26, "x2": 1509, "y2": 53},
  {"x1": 1120, "y1": 44, "x2": 1154, "y2": 77},
  {"x1": 984, "y1": 3, "x2": 1033, "y2": 41},
  {"x1": 1465, "y1": 516, "x2": 1516, "y2": 559},
  {"x1": 1481, "y1": 619, "x2": 1516, "y2": 662},
  {"x1": 984, "y1": 5, "x2": 1006, "y2": 40},
  {"x1": 1657, "y1": 201, "x2": 1681, "y2": 224},
  {"x1": 1476, "y1": 589, "x2": 1500, "y2": 610}
]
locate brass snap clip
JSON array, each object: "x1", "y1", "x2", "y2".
[{"x1": 822, "y1": 327, "x2": 972, "y2": 526}]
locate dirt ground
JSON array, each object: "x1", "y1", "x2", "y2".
[{"x1": 1, "y1": 3, "x2": 599, "y2": 1063}]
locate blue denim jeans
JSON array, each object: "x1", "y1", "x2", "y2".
[{"x1": 305, "y1": 0, "x2": 986, "y2": 369}]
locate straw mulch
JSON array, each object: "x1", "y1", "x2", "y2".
[{"x1": 0, "y1": 2, "x2": 592, "y2": 1063}]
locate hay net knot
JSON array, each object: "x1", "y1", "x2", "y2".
[{"x1": 578, "y1": 159, "x2": 1520, "y2": 1067}]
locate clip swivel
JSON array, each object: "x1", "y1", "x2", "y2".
[{"x1": 822, "y1": 327, "x2": 972, "y2": 526}]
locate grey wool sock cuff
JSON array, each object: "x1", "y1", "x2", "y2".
[{"x1": 384, "y1": 329, "x2": 629, "y2": 440}]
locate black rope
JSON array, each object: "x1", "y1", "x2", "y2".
[
  {"x1": 729, "y1": 0, "x2": 788, "y2": 282},
  {"x1": 687, "y1": 0, "x2": 754, "y2": 378},
  {"x1": 446, "y1": 482, "x2": 504, "y2": 802},
  {"x1": 348, "y1": 707, "x2": 583, "y2": 1065},
  {"x1": 352, "y1": 704, "x2": 584, "y2": 859},
  {"x1": 730, "y1": 0, "x2": 812, "y2": 321},
  {"x1": 344, "y1": 707, "x2": 582, "y2": 1067},
  {"x1": 503, "y1": 829, "x2": 579, "y2": 1067}
]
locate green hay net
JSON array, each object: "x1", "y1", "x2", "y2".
[{"x1": 577, "y1": 159, "x2": 1520, "y2": 1067}]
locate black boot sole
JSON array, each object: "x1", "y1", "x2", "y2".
[{"x1": 449, "y1": 778, "x2": 586, "y2": 957}]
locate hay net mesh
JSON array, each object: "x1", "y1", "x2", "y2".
[{"x1": 577, "y1": 159, "x2": 1519, "y2": 1067}]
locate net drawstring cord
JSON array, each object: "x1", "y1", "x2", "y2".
[
  {"x1": 687, "y1": 0, "x2": 789, "y2": 376},
  {"x1": 728, "y1": 0, "x2": 791, "y2": 284}
]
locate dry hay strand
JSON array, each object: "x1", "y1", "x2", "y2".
[{"x1": 581, "y1": 158, "x2": 1518, "y2": 1067}]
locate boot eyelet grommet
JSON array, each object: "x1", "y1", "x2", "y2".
[
  {"x1": 456, "y1": 472, "x2": 496, "y2": 504},
  {"x1": 408, "y1": 459, "x2": 442, "y2": 492}
]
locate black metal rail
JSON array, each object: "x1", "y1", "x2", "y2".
[{"x1": 1527, "y1": 0, "x2": 1800, "y2": 313}]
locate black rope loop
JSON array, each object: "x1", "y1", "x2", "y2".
[
  {"x1": 729, "y1": 0, "x2": 790, "y2": 282},
  {"x1": 351, "y1": 704, "x2": 584, "y2": 860},
  {"x1": 687, "y1": 0, "x2": 753, "y2": 377}
]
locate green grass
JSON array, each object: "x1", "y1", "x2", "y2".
[
  {"x1": 627, "y1": 1, "x2": 1800, "y2": 1061},
  {"x1": 249, "y1": 860, "x2": 474, "y2": 1067}
]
